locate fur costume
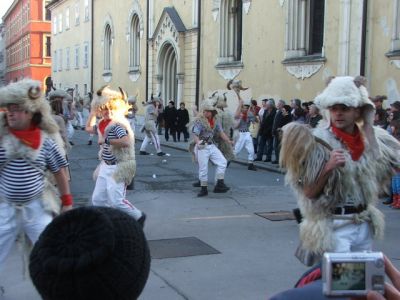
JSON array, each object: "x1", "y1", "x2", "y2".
[
  {"x1": 0, "y1": 79, "x2": 66, "y2": 215},
  {"x1": 98, "y1": 118, "x2": 136, "y2": 185},
  {"x1": 280, "y1": 76, "x2": 400, "y2": 256},
  {"x1": 48, "y1": 89, "x2": 72, "y2": 102}
]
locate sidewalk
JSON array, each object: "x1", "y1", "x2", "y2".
[{"x1": 134, "y1": 125, "x2": 283, "y2": 174}]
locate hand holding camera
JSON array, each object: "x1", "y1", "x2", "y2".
[{"x1": 323, "y1": 252, "x2": 400, "y2": 299}]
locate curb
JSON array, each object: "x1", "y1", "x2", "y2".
[{"x1": 135, "y1": 137, "x2": 284, "y2": 174}]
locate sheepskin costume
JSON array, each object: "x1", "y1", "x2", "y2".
[
  {"x1": 92, "y1": 86, "x2": 136, "y2": 185},
  {"x1": 0, "y1": 79, "x2": 66, "y2": 214},
  {"x1": 210, "y1": 91, "x2": 235, "y2": 161},
  {"x1": 280, "y1": 76, "x2": 400, "y2": 258}
]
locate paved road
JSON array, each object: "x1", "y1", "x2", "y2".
[{"x1": 0, "y1": 128, "x2": 399, "y2": 300}]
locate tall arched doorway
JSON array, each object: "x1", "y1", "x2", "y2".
[{"x1": 159, "y1": 42, "x2": 177, "y2": 105}]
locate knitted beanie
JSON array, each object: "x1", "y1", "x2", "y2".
[{"x1": 29, "y1": 207, "x2": 151, "y2": 300}]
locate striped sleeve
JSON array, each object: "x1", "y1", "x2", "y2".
[{"x1": 44, "y1": 139, "x2": 69, "y2": 173}]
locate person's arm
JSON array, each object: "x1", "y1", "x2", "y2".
[
  {"x1": 53, "y1": 167, "x2": 73, "y2": 212},
  {"x1": 219, "y1": 130, "x2": 233, "y2": 145},
  {"x1": 105, "y1": 135, "x2": 130, "y2": 148},
  {"x1": 235, "y1": 99, "x2": 244, "y2": 119},
  {"x1": 85, "y1": 110, "x2": 97, "y2": 134},
  {"x1": 303, "y1": 149, "x2": 346, "y2": 199}
]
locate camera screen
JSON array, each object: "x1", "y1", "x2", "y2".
[{"x1": 331, "y1": 262, "x2": 366, "y2": 291}]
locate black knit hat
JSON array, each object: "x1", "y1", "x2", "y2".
[{"x1": 29, "y1": 207, "x2": 151, "y2": 300}]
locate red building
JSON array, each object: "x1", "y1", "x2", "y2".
[{"x1": 2, "y1": 0, "x2": 52, "y2": 87}]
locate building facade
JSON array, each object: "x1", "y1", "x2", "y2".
[
  {"x1": 2, "y1": 0, "x2": 52, "y2": 87},
  {"x1": 89, "y1": 0, "x2": 400, "y2": 115},
  {"x1": 0, "y1": 24, "x2": 6, "y2": 87},
  {"x1": 47, "y1": 0, "x2": 92, "y2": 97}
]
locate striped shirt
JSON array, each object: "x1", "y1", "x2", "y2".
[
  {"x1": 101, "y1": 124, "x2": 128, "y2": 163},
  {"x1": 0, "y1": 138, "x2": 68, "y2": 204}
]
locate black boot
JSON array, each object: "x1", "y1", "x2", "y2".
[
  {"x1": 192, "y1": 181, "x2": 201, "y2": 187},
  {"x1": 197, "y1": 186, "x2": 208, "y2": 197},
  {"x1": 248, "y1": 163, "x2": 257, "y2": 171},
  {"x1": 213, "y1": 179, "x2": 230, "y2": 193}
]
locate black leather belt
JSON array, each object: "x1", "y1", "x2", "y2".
[
  {"x1": 104, "y1": 160, "x2": 117, "y2": 165},
  {"x1": 333, "y1": 205, "x2": 366, "y2": 215}
]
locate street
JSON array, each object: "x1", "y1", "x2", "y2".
[{"x1": 0, "y1": 129, "x2": 399, "y2": 300}]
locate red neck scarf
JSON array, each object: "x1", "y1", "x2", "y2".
[
  {"x1": 98, "y1": 119, "x2": 112, "y2": 135},
  {"x1": 207, "y1": 117, "x2": 215, "y2": 129},
  {"x1": 242, "y1": 111, "x2": 248, "y2": 122},
  {"x1": 9, "y1": 125, "x2": 41, "y2": 149},
  {"x1": 331, "y1": 125, "x2": 365, "y2": 161}
]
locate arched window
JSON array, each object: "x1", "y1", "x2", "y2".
[
  {"x1": 284, "y1": 0, "x2": 325, "y2": 59},
  {"x1": 219, "y1": 0, "x2": 242, "y2": 63},
  {"x1": 104, "y1": 24, "x2": 112, "y2": 71},
  {"x1": 129, "y1": 14, "x2": 140, "y2": 69}
]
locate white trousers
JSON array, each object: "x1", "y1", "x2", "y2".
[
  {"x1": 92, "y1": 162, "x2": 142, "y2": 220},
  {"x1": 332, "y1": 219, "x2": 372, "y2": 252},
  {"x1": 196, "y1": 144, "x2": 227, "y2": 185},
  {"x1": 66, "y1": 121, "x2": 74, "y2": 139},
  {"x1": 140, "y1": 131, "x2": 162, "y2": 153},
  {"x1": 0, "y1": 199, "x2": 52, "y2": 273},
  {"x1": 75, "y1": 111, "x2": 84, "y2": 128},
  {"x1": 234, "y1": 131, "x2": 255, "y2": 162}
]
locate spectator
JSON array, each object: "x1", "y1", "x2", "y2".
[
  {"x1": 249, "y1": 99, "x2": 261, "y2": 153},
  {"x1": 291, "y1": 99, "x2": 306, "y2": 123},
  {"x1": 305, "y1": 104, "x2": 322, "y2": 128},
  {"x1": 255, "y1": 99, "x2": 276, "y2": 162},
  {"x1": 176, "y1": 102, "x2": 190, "y2": 142},
  {"x1": 29, "y1": 206, "x2": 150, "y2": 300},
  {"x1": 372, "y1": 95, "x2": 388, "y2": 128},
  {"x1": 272, "y1": 102, "x2": 292, "y2": 164},
  {"x1": 164, "y1": 100, "x2": 177, "y2": 142}
]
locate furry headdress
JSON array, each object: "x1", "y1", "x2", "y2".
[
  {"x1": 200, "y1": 99, "x2": 217, "y2": 112},
  {"x1": 48, "y1": 89, "x2": 72, "y2": 102},
  {"x1": 209, "y1": 91, "x2": 227, "y2": 109},
  {"x1": 0, "y1": 79, "x2": 59, "y2": 134},
  {"x1": 314, "y1": 76, "x2": 375, "y2": 127},
  {"x1": 92, "y1": 85, "x2": 128, "y2": 109}
]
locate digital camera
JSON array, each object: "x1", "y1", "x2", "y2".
[{"x1": 322, "y1": 252, "x2": 385, "y2": 297}]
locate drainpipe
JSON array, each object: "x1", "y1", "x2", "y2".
[
  {"x1": 90, "y1": 0, "x2": 94, "y2": 93},
  {"x1": 360, "y1": 0, "x2": 368, "y2": 76},
  {"x1": 195, "y1": 0, "x2": 201, "y2": 108},
  {"x1": 146, "y1": 0, "x2": 149, "y2": 102}
]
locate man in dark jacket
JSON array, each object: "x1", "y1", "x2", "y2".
[
  {"x1": 271, "y1": 100, "x2": 291, "y2": 164},
  {"x1": 163, "y1": 101, "x2": 178, "y2": 142},
  {"x1": 176, "y1": 102, "x2": 190, "y2": 142},
  {"x1": 254, "y1": 99, "x2": 276, "y2": 162}
]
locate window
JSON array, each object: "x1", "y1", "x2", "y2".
[
  {"x1": 53, "y1": 16, "x2": 57, "y2": 35},
  {"x1": 129, "y1": 14, "x2": 140, "y2": 69},
  {"x1": 391, "y1": 0, "x2": 400, "y2": 51},
  {"x1": 58, "y1": 13, "x2": 62, "y2": 32},
  {"x1": 53, "y1": 50, "x2": 57, "y2": 72},
  {"x1": 83, "y1": 83, "x2": 87, "y2": 95},
  {"x1": 44, "y1": 0, "x2": 51, "y2": 21},
  {"x1": 44, "y1": 35, "x2": 51, "y2": 57},
  {"x1": 83, "y1": 42, "x2": 89, "y2": 68},
  {"x1": 219, "y1": 0, "x2": 243, "y2": 64},
  {"x1": 75, "y1": 84, "x2": 79, "y2": 97},
  {"x1": 65, "y1": 7, "x2": 70, "y2": 29},
  {"x1": 66, "y1": 47, "x2": 70, "y2": 70},
  {"x1": 193, "y1": 0, "x2": 199, "y2": 27},
  {"x1": 75, "y1": 2, "x2": 80, "y2": 25},
  {"x1": 284, "y1": 0, "x2": 325, "y2": 59},
  {"x1": 58, "y1": 49, "x2": 62, "y2": 71},
  {"x1": 75, "y1": 45, "x2": 80, "y2": 69},
  {"x1": 84, "y1": 0, "x2": 89, "y2": 21},
  {"x1": 104, "y1": 24, "x2": 112, "y2": 71}
]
